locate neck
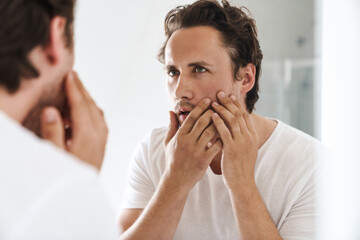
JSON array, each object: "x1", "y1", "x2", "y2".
[
  {"x1": 0, "y1": 86, "x2": 39, "y2": 123},
  {"x1": 251, "y1": 112, "x2": 278, "y2": 149}
]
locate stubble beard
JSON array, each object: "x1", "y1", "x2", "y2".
[{"x1": 22, "y1": 79, "x2": 67, "y2": 137}]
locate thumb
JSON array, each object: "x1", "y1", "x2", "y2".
[
  {"x1": 164, "y1": 111, "x2": 179, "y2": 145},
  {"x1": 41, "y1": 107, "x2": 66, "y2": 149}
]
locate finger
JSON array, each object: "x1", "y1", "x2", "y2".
[
  {"x1": 66, "y1": 72, "x2": 107, "y2": 138},
  {"x1": 205, "y1": 139, "x2": 223, "y2": 160},
  {"x1": 65, "y1": 72, "x2": 86, "y2": 115},
  {"x1": 72, "y1": 71, "x2": 100, "y2": 119},
  {"x1": 72, "y1": 71, "x2": 93, "y2": 103},
  {"x1": 217, "y1": 91, "x2": 239, "y2": 115},
  {"x1": 65, "y1": 72, "x2": 90, "y2": 141},
  {"x1": 217, "y1": 91, "x2": 247, "y2": 136},
  {"x1": 64, "y1": 72, "x2": 107, "y2": 171},
  {"x1": 179, "y1": 98, "x2": 211, "y2": 134},
  {"x1": 71, "y1": 71, "x2": 106, "y2": 129},
  {"x1": 165, "y1": 111, "x2": 179, "y2": 145},
  {"x1": 41, "y1": 107, "x2": 66, "y2": 149},
  {"x1": 190, "y1": 109, "x2": 215, "y2": 140},
  {"x1": 66, "y1": 72, "x2": 98, "y2": 122},
  {"x1": 211, "y1": 102, "x2": 240, "y2": 139},
  {"x1": 231, "y1": 95, "x2": 245, "y2": 113},
  {"x1": 243, "y1": 113, "x2": 256, "y2": 134},
  {"x1": 197, "y1": 123, "x2": 218, "y2": 150},
  {"x1": 211, "y1": 112, "x2": 233, "y2": 145},
  {"x1": 230, "y1": 95, "x2": 255, "y2": 134}
]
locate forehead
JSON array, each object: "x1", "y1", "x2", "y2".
[{"x1": 165, "y1": 26, "x2": 230, "y2": 65}]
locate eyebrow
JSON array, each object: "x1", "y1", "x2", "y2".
[
  {"x1": 188, "y1": 61, "x2": 214, "y2": 67},
  {"x1": 165, "y1": 61, "x2": 214, "y2": 70}
]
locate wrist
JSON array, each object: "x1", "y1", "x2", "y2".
[
  {"x1": 226, "y1": 179, "x2": 258, "y2": 200},
  {"x1": 161, "y1": 170, "x2": 192, "y2": 197}
]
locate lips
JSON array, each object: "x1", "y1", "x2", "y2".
[
  {"x1": 174, "y1": 101, "x2": 195, "y2": 123},
  {"x1": 180, "y1": 110, "x2": 191, "y2": 115},
  {"x1": 178, "y1": 109, "x2": 191, "y2": 123},
  {"x1": 177, "y1": 106, "x2": 192, "y2": 116}
]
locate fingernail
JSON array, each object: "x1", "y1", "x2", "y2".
[
  {"x1": 45, "y1": 108, "x2": 57, "y2": 123},
  {"x1": 219, "y1": 91, "x2": 226, "y2": 98},
  {"x1": 68, "y1": 72, "x2": 74, "y2": 81},
  {"x1": 212, "y1": 113, "x2": 219, "y2": 118},
  {"x1": 204, "y1": 98, "x2": 211, "y2": 104},
  {"x1": 212, "y1": 102, "x2": 219, "y2": 107},
  {"x1": 230, "y1": 95, "x2": 237, "y2": 101}
]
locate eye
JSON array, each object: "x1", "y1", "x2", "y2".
[
  {"x1": 194, "y1": 66, "x2": 207, "y2": 73},
  {"x1": 168, "y1": 69, "x2": 179, "y2": 77}
]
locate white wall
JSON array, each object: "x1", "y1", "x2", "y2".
[
  {"x1": 74, "y1": 0, "x2": 194, "y2": 211},
  {"x1": 318, "y1": 0, "x2": 360, "y2": 238},
  {"x1": 234, "y1": 0, "x2": 314, "y2": 60}
]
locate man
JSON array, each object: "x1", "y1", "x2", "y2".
[
  {"x1": 119, "y1": 0, "x2": 325, "y2": 239},
  {"x1": 0, "y1": 0, "x2": 118, "y2": 238}
]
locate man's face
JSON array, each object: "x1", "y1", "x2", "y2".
[
  {"x1": 23, "y1": 41, "x2": 75, "y2": 137},
  {"x1": 165, "y1": 26, "x2": 243, "y2": 124}
]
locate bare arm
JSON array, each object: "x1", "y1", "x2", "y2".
[
  {"x1": 120, "y1": 174, "x2": 188, "y2": 240},
  {"x1": 228, "y1": 184, "x2": 282, "y2": 240},
  {"x1": 118, "y1": 209, "x2": 143, "y2": 233},
  {"x1": 212, "y1": 91, "x2": 282, "y2": 240}
]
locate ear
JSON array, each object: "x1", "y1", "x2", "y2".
[
  {"x1": 44, "y1": 16, "x2": 67, "y2": 65},
  {"x1": 237, "y1": 63, "x2": 256, "y2": 94}
]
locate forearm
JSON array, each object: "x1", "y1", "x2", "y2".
[
  {"x1": 120, "y1": 173, "x2": 189, "y2": 240},
  {"x1": 229, "y1": 183, "x2": 282, "y2": 240}
]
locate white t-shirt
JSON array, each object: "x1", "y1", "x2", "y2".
[
  {"x1": 122, "y1": 120, "x2": 326, "y2": 240},
  {"x1": 0, "y1": 111, "x2": 119, "y2": 240}
]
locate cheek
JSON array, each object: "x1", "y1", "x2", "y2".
[
  {"x1": 200, "y1": 85, "x2": 218, "y2": 102},
  {"x1": 167, "y1": 79, "x2": 177, "y2": 101},
  {"x1": 167, "y1": 78, "x2": 175, "y2": 92},
  {"x1": 199, "y1": 77, "x2": 233, "y2": 102}
]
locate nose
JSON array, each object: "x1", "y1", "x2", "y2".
[{"x1": 174, "y1": 74, "x2": 194, "y2": 100}]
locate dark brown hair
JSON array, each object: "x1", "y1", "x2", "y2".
[
  {"x1": 0, "y1": 0, "x2": 76, "y2": 93},
  {"x1": 158, "y1": 0, "x2": 263, "y2": 113}
]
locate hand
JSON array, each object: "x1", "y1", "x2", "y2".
[
  {"x1": 164, "y1": 98, "x2": 222, "y2": 192},
  {"x1": 40, "y1": 71, "x2": 108, "y2": 170},
  {"x1": 211, "y1": 91, "x2": 259, "y2": 190}
]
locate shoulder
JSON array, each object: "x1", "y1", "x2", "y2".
[
  {"x1": 258, "y1": 120, "x2": 328, "y2": 180},
  {"x1": 0, "y1": 113, "x2": 118, "y2": 238},
  {"x1": 271, "y1": 120, "x2": 326, "y2": 158},
  {"x1": 257, "y1": 120, "x2": 328, "y2": 208}
]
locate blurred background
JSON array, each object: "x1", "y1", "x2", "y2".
[{"x1": 74, "y1": 0, "x2": 359, "y2": 238}]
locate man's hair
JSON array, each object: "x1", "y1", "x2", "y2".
[
  {"x1": 158, "y1": 0, "x2": 263, "y2": 113},
  {"x1": 0, "y1": 0, "x2": 76, "y2": 93}
]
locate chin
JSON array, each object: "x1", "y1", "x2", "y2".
[
  {"x1": 23, "y1": 80, "x2": 67, "y2": 137},
  {"x1": 22, "y1": 107, "x2": 43, "y2": 137}
]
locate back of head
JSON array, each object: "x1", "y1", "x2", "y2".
[
  {"x1": 0, "y1": 0, "x2": 76, "y2": 93},
  {"x1": 158, "y1": 0, "x2": 263, "y2": 113}
]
